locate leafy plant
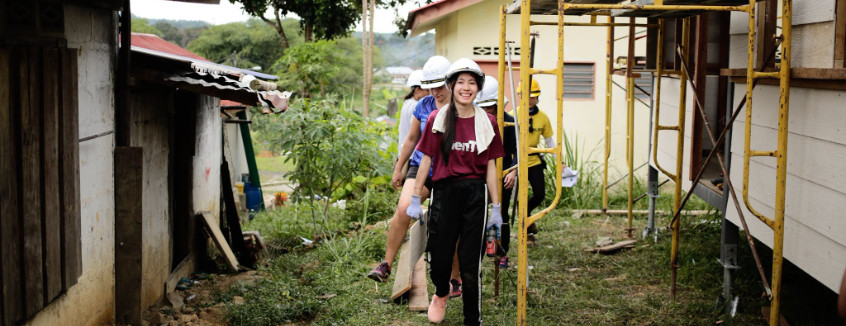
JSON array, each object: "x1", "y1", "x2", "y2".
[
  {"x1": 268, "y1": 99, "x2": 391, "y2": 237},
  {"x1": 540, "y1": 130, "x2": 604, "y2": 210}
]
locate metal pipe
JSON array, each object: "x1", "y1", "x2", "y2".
[
  {"x1": 769, "y1": 1, "x2": 792, "y2": 323},
  {"x1": 516, "y1": 0, "x2": 532, "y2": 323},
  {"x1": 670, "y1": 17, "x2": 690, "y2": 301},
  {"x1": 554, "y1": 3, "x2": 749, "y2": 12},
  {"x1": 604, "y1": 16, "x2": 614, "y2": 214},
  {"x1": 626, "y1": 17, "x2": 637, "y2": 238}
]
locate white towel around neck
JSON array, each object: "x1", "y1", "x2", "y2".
[{"x1": 431, "y1": 104, "x2": 495, "y2": 154}]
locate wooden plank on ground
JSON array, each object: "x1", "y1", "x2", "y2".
[
  {"x1": 584, "y1": 240, "x2": 637, "y2": 254},
  {"x1": 200, "y1": 212, "x2": 240, "y2": 272},
  {"x1": 60, "y1": 48, "x2": 81, "y2": 289},
  {"x1": 166, "y1": 254, "x2": 196, "y2": 294},
  {"x1": 41, "y1": 47, "x2": 62, "y2": 304},
  {"x1": 0, "y1": 46, "x2": 24, "y2": 326},
  {"x1": 21, "y1": 47, "x2": 44, "y2": 318},
  {"x1": 391, "y1": 214, "x2": 428, "y2": 301},
  {"x1": 391, "y1": 241, "x2": 412, "y2": 301},
  {"x1": 408, "y1": 256, "x2": 429, "y2": 311}
]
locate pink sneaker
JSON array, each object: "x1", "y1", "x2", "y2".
[{"x1": 427, "y1": 294, "x2": 448, "y2": 323}]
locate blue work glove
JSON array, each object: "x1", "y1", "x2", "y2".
[
  {"x1": 486, "y1": 203, "x2": 503, "y2": 238},
  {"x1": 406, "y1": 195, "x2": 423, "y2": 223}
]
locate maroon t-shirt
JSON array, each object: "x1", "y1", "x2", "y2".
[{"x1": 416, "y1": 110, "x2": 505, "y2": 182}]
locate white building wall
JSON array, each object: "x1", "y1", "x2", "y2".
[
  {"x1": 193, "y1": 97, "x2": 222, "y2": 218},
  {"x1": 27, "y1": 5, "x2": 116, "y2": 325},
  {"x1": 719, "y1": 0, "x2": 845, "y2": 293}
]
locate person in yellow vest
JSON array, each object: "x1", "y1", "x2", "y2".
[{"x1": 516, "y1": 79, "x2": 554, "y2": 244}]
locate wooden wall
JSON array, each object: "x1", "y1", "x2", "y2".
[{"x1": 0, "y1": 46, "x2": 81, "y2": 326}]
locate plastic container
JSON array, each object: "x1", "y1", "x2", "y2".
[
  {"x1": 235, "y1": 182, "x2": 244, "y2": 194},
  {"x1": 244, "y1": 182, "x2": 262, "y2": 212}
]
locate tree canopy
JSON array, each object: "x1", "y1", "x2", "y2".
[{"x1": 187, "y1": 19, "x2": 291, "y2": 70}]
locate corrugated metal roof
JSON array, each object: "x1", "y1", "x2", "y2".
[{"x1": 131, "y1": 33, "x2": 210, "y2": 62}]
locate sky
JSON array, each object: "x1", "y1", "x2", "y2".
[{"x1": 131, "y1": 0, "x2": 422, "y2": 34}]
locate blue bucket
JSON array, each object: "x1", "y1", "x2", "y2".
[{"x1": 244, "y1": 182, "x2": 262, "y2": 212}]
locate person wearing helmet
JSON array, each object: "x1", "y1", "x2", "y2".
[
  {"x1": 477, "y1": 76, "x2": 517, "y2": 269},
  {"x1": 517, "y1": 78, "x2": 553, "y2": 244},
  {"x1": 398, "y1": 69, "x2": 425, "y2": 150},
  {"x1": 369, "y1": 56, "x2": 462, "y2": 292},
  {"x1": 407, "y1": 58, "x2": 504, "y2": 325}
]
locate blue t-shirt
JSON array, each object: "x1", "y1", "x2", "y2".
[{"x1": 410, "y1": 96, "x2": 439, "y2": 176}]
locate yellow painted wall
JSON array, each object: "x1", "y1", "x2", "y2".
[{"x1": 426, "y1": 0, "x2": 650, "y2": 179}]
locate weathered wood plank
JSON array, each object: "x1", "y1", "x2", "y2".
[
  {"x1": 220, "y1": 160, "x2": 244, "y2": 256},
  {"x1": 199, "y1": 213, "x2": 240, "y2": 272},
  {"x1": 835, "y1": 0, "x2": 845, "y2": 67},
  {"x1": 408, "y1": 256, "x2": 429, "y2": 311},
  {"x1": 60, "y1": 48, "x2": 81, "y2": 288},
  {"x1": 41, "y1": 47, "x2": 62, "y2": 304},
  {"x1": 0, "y1": 47, "x2": 24, "y2": 326},
  {"x1": 584, "y1": 240, "x2": 637, "y2": 254},
  {"x1": 390, "y1": 241, "x2": 412, "y2": 301},
  {"x1": 114, "y1": 146, "x2": 143, "y2": 325},
  {"x1": 20, "y1": 47, "x2": 44, "y2": 318}
]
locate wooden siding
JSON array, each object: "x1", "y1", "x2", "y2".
[{"x1": 0, "y1": 46, "x2": 81, "y2": 325}]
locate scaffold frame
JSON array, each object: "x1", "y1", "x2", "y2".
[{"x1": 497, "y1": 1, "x2": 793, "y2": 325}]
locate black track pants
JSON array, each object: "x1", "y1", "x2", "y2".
[
  {"x1": 427, "y1": 178, "x2": 486, "y2": 326},
  {"x1": 526, "y1": 163, "x2": 545, "y2": 234}
]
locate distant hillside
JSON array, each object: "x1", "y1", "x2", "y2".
[{"x1": 353, "y1": 32, "x2": 434, "y2": 68}]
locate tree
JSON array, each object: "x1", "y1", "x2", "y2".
[
  {"x1": 271, "y1": 38, "x2": 381, "y2": 98},
  {"x1": 229, "y1": 0, "x2": 422, "y2": 49},
  {"x1": 131, "y1": 18, "x2": 163, "y2": 36},
  {"x1": 187, "y1": 19, "x2": 291, "y2": 70}
]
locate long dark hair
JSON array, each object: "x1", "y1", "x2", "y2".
[
  {"x1": 404, "y1": 86, "x2": 417, "y2": 100},
  {"x1": 440, "y1": 72, "x2": 484, "y2": 163}
]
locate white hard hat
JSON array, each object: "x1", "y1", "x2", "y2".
[
  {"x1": 406, "y1": 69, "x2": 424, "y2": 88},
  {"x1": 420, "y1": 56, "x2": 450, "y2": 89},
  {"x1": 475, "y1": 76, "x2": 499, "y2": 107},
  {"x1": 445, "y1": 58, "x2": 485, "y2": 89},
  {"x1": 445, "y1": 58, "x2": 484, "y2": 79}
]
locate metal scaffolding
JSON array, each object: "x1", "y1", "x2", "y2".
[{"x1": 497, "y1": 1, "x2": 793, "y2": 325}]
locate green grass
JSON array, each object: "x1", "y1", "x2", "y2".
[
  {"x1": 254, "y1": 155, "x2": 295, "y2": 174},
  {"x1": 217, "y1": 170, "x2": 841, "y2": 325}
]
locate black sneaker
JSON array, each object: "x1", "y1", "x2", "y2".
[
  {"x1": 449, "y1": 278, "x2": 462, "y2": 298},
  {"x1": 367, "y1": 262, "x2": 391, "y2": 282}
]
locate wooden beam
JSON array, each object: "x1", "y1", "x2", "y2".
[
  {"x1": 21, "y1": 47, "x2": 45, "y2": 318},
  {"x1": 0, "y1": 46, "x2": 24, "y2": 326},
  {"x1": 41, "y1": 47, "x2": 62, "y2": 304},
  {"x1": 835, "y1": 0, "x2": 846, "y2": 68},
  {"x1": 690, "y1": 13, "x2": 709, "y2": 181},
  {"x1": 407, "y1": 257, "x2": 429, "y2": 311},
  {"x1": 60, "y1": 48, "x2": 81, "y2": 289},
  {"x1": 114, "y1": 146, "x2": 143, "y2": 325}
]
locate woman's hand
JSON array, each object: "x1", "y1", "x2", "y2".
[
  {"x1": 391, "y1": 164, "x2": 404, "y2": 190},
  {"x1": 503, "y1": 170, "x2": 517, "y2": 189}
]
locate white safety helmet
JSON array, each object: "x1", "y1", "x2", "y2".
[
  {"x1": 445, "y1": 58, "x2": 485, "y2": 90},
  {"x1": 406, "y1": 69, "x2": 424, "y2": 88},
  {"x1": 475, "y1": 76, "x2": 499, "y2": 107},
  {"x1": 420, "y1": 56, "x2": 451, "y2": 89}
]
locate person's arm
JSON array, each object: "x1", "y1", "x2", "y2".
[
  {"x1": 503, "y1": 169, "x2": 517, "y2": 189},
  {"x1": 392, "y1": 118, "x2": 422, "y2": 189},
  {"x1": 414, "y1": 154, "x2": 432, "y2": 197},
  {"x1": 486, "y1": 159, "x2": 500, "y2": 205}
]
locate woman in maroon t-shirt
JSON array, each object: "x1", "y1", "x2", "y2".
[{"x1": 406, "y1": 58, "x2": 504, "y2": 326}]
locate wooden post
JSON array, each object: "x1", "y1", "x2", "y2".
[{"x1": 115, "y1": 147, "x2": 144, "y2": 325}]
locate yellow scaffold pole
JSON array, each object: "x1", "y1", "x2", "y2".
[
  {"x1": 669, "y1": 17, "x2": 690, "y2": 300},
  {"x1": 603, "y1": 16, "x2": 614, "y2": 214},
  {"x1": 742, "y1": 1, "x2": 791, "y2": 324},
  {"x1": 625, "y1": 18, "x2": 636, "y2": 238},
  {"x1": 515, "y1": 0, "x2": 532, "y2": 323},
  {"x1": 516, "y1": 0, "x2": 565, "y2": 324}
]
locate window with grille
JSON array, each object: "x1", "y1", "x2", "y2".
[{"x1": 562, "y1": 62, "x2": 595, "y2": 100}]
